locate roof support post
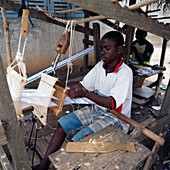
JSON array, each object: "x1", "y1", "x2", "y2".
[{"x1": 93, "y1": 22, "x2": 100, "y2": 64}]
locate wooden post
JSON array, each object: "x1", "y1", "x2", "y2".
[
  {"x1": 154, "y1": 38, "x2": 168, "y2": 99},
  {"x1": 0, "y1": 56, "x2": 31, "y2": 169},
  {"x1": 83, "y1": 10, "x2": 90, "y2": 69},
  {"x1": 1, "y1": 7, "x2": 12, "y2": 66},
  {"x1": 143, "y1": 129, "x2": 167, "y2": 170},
  {"x1": 124, "y1": 26, "x2": 135, "y2": 64},
  {"x1": 93, "y1": 23, "x2": 100, "y2": 64},
  {"x1": 123, "y1": 0, "x2": 135, "y2": 64},
  {"x1": 158, "y1": 79, "x2": 170, "y2": 118},
  {"x1": 160, "y1": 38, "x2": 168, "y2": 67}
]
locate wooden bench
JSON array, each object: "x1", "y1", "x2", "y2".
[
  {"x1": 133, "y1": 68, "x2": 164, "y2": 105},
  {"x1": 49, "y1": 124, "x2": 151, "y2": 170}
]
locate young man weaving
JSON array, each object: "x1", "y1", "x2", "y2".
[{"x1": 32, "y1": 31, "x2": 133, "y2": 170}]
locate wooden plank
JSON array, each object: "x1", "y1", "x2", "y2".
[
  {"x1": 21, "y1": 9, "x2": 29, "y2": 36},
  {"x1": 64, "y1": 0, "x2": 170, "y2": 39},
  {"x1": 133, "y1": 86, "x2": 155, "y2": 99},
  {"x1": 0, "y1": 56, "x2": 31, "y2": 169},
  {"x1": 0, "y1": 0, "x2": 93, "y2": 36},
  {"x1": 49, "y1": 124, "x2": 150, "y2": 170},
  {"x1": 66, "y1": 142, "x2": 136, "y2": 153},
  {"x1": 0, "y1": 146, "x2": 12, "y2": 170},
  {"x1": 132, "y1": 96, "x2": 150, "y2": 105}
]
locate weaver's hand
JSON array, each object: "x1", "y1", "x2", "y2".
[{"x1": 68, "y1": 83, "x2": 87, "y2": 98}]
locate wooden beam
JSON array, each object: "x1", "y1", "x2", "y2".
[
  {"x1": 64, "y1": 0, "x2": 170, "y2": 39},
  {"x1": 0, "y1": 56, "x2": 31, "y2": 169},
  {"x1": 0, "y1": 0, "x2": 93, "y2": 36},
  {"x1": 136, "y1": 114, "x2": 170, "y2": 143}
]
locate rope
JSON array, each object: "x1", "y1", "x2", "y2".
[
  {"x1": 65, "y1": 20, "x2": 75, "y2": 89},
  {"x1": 8, "y1": 31, "x2": 27, "y2": 79}
]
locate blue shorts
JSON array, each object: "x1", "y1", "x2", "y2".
[{"x1": 58, "y1": 112, "x2": 94, "y2": 142}]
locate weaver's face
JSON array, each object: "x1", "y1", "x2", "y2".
[{"x1": 100, "y1": 38, "x2": 120, "y2": 64}]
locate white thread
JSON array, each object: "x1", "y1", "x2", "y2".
[
  {"x1": 9, "y1": 32, "x2": 28, "y2": 79},
  {"x1": 65, "y1": 20, "x2": 75, "y2": 88}
]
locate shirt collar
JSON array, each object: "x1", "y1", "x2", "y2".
[{"x1": 102, "y1": 57, "x2": 123, "y2": 73}]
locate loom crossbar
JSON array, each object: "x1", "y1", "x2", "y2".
[{"x1": 26, "y1": 46, "x2": 94, "y2": 85}]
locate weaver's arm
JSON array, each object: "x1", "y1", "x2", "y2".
[{"x1": 68, "y1": 83, "x2": 113, "y2": 110}]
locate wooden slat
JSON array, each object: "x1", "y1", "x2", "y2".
[
  {"x1": 133, "y1": 86, "x2": 155, "y2": 99},
  {"x1": 132, "y1": 96, "x2": 150, "y2": 105},
  {"x1": 49, "y1": 124, "x2": 150, "y2": 170},
  {"x1": 21, "y1": 9, "x2": 29, "y2": 36},
  {"x1": 64, "y1": 0, "x2": 170, "y2": 39}
]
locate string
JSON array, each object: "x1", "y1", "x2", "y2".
[
  {"x1": 8, "y1": 32, "x2": 27, "y2": 79},
  {"x1": 65, "y1": 20, "x2": 74, "y2": 89}
]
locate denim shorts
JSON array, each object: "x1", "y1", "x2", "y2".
[{"x1": 58, "y1": 112, "x2": 94, "y2": 142}]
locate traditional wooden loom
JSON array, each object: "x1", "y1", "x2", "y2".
[{"x1": 5, "y1": 9, "x2": 73, "y2": 126}]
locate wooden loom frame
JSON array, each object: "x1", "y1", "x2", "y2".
[{"x1": 49, "y1": 84, "x2": 68, "y2": 117}]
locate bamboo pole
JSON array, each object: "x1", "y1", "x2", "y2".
[
  {"x1": 1, "y1": 7, "x2": 12, "y2": 66},
  {"x1": 36, "y1": 6, "x2": 106, "y2": 25},
  {"x1": 109, "y1": 109, "x2": 165, "y2": 145},
  {"x1": 41, "y1": 7, "x2": 84, "y2": 13},
  {"x1": 128, "y1": 0, "x2": 158, "y2": 10}
]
